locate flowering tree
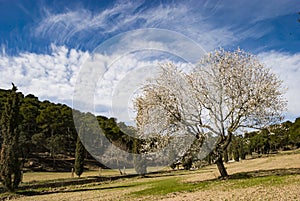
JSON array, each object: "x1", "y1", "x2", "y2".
[
  {"x1": 134, "y1": 64, "x2": 206, "y2": 172},
  {"x1": 134, "y1": 49, "x2": 286, "y2": 178}
]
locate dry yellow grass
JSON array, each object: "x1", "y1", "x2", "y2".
[
  {"x1": 163, "y1": 152, "x2": 300, "y2": 201},
  {"x1": 10, "y1": 150, "x2": 300, "y2": 201},
  {"x1": 185, "y1": 151, "x2": 300, "y2": 183},
  {"x1": 22, "y1": 169, "x2": 120, "y2": 183},
  {"x1": 161, "y1": 181, "x2": 300, "y2": 201}
]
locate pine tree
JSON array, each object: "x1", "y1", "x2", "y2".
[
  {"x1": 0, "y1": 84, "x2": 22, "y2": 192},
  {"x1": 74, "y1": 135, "x2": 85, "y2": 177}
]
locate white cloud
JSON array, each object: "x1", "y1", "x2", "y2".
[
  {"x1": 1, "y1": 45, "x2": 299, "y2": 124},
  {"x1": 71, "y1": 28, "x2": 205, "y2": 123},
  {"x1": 258, "y1": 51, "x2": 300, "y2": 120},
  {"x1": 73, "y1": 51, "x2": 187, "y2": 121},
  {"x1": 0, "y1": 44, "x2": 89, "y2": 103}
]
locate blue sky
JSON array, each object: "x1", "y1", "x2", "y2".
[{"x1": 0, "y1": 0, "x2": 299, "y2": 122}]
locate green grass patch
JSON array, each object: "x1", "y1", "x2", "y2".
[
  {"x1": 131, "y1": 173, "x2": 300, "y2": 198},
  {"x1": 131, "y1": 177, "x2": 213, "y2": 196},
  {"x1": 227, "y1": 174, "x2": 295, "y2": 189},
  {"x1": 0, "y1": 192, "x2": 22, "y2": 201}
]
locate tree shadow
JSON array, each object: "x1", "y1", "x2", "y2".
[
  {"x1": 185, "y1": 167, "x2": 300, "y2": 184},
  {"x1": 144, "y1": 169, "x2": 208, "y2": 179},
  {"x1": 17, "y1": 183, "x2": 139, "y2": 196},
  {"x1": 228, "y1": 168, "x2": 300, "y2": 180},
  {"x1": 14, "y1": 169, "x2": 202, "y2": 197}
]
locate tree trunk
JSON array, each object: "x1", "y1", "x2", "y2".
[{"x1": 215, "y1": 156, "x2": 228, "y2": 178}]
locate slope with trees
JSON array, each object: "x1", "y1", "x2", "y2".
[{"x1": 0, "y1": 89, "x2": 137, "y2": 172}]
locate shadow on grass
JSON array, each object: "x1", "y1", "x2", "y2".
[
  {"x1": 184, "y1": 167, "x2": 300, "y2": 186},
  {"x1": 14, "y1": 170, "x2": 204, "y2": 197},
  {"x1": 228, "y1": 168, "x2": 300, "y2": 180},
  {"x1": 144, "y1": 169, "x2": 211, "y2": 179},
  {"x1": 17, "y1": 183, "x2": 139, "y2": 196}
]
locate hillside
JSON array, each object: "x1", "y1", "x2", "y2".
[{"x1": 0, "y1": 88, "x2": 135, "y2": 172}]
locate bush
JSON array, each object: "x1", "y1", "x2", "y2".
[
  {"x1": 170, "y1": 163, "x2": 176, "y2": 170},
  {"x1": 182, "y1": 157, "x2": 193, "y2": 170}
]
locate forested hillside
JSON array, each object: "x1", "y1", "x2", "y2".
[{"x1": 0, "y1": 89, "x2": 135, "y2": 171}]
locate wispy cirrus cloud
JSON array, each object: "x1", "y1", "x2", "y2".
[
  {"x1": 33, "y1": 0, "x2": 237, "y2": 51},
  {"x1": 33, "y1": 0, "x2": 299, "y2": 53}
]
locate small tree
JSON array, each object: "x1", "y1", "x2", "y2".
[
  {"x1": 0, "y1": 84, "x2": 22, "y2": 191},
  {"x1": 134, "y1": 49, "x2": 286, "y2": 178},
  {"x1": 182, "y1": 156, "x2": 193, "y2": 170},
  {"x1": 74, "y1": 135, "x2": 85, "y2": 177},
  {"x1": 132, "y1": 139, "x2": 147, "y2": 176}
]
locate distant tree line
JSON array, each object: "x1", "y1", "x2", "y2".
[
  {"x1": 194, "y1": 119, "x2": 300, "y2": 168},
  {"x1": 244, "y1": 119, "x2": 300, "y2": 154}
]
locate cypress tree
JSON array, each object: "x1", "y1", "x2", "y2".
[
  {"x1": 240, "y1": 139, "x2": 246, "y2": 160},
  {"x1": 233, "y1": 146, "x2": 240, "y2": 162},
  {"x1": 0, "y1": 84, "x2": 22, "y2": 192},
  {"x1": 223, "y1": 149, "x2": 229, "y2": 163},
  {"x1": 74, "y1": 135, "x2": 85, "y2": 177}
]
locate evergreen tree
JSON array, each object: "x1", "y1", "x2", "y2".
[
  {"x1": 0, "y1": 84, "x2": 22, "y2": 192},
  {"x1": 233, "y1": 148, "x2": 240, "y2": 162},
  {"x1": 239, "y1": 137, "x2": 246, "y2": 160},
  {"x1": 74, "y1": 135, "x2": 85, "y2": 177},
  {"x1": 232, "y1": 137, "x2": 240, "y2": 162},
  {"x1": 223, "y1": 149, "x2": 229, "y2": 163}
]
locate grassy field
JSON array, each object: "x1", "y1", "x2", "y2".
[
  {"x1": 22, "y1": 169, "x2": 121, "y2": 183},
  {"x1": 2, "y1": 149, "x2": 300, "y2": 201}
]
